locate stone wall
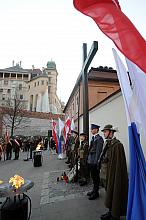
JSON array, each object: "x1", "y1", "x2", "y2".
[{"x1": 0, "y1": 107, "x2": 64, "y2": 137}]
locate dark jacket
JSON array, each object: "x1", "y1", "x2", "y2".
[
  {"x1": 101, "y1": 137, "x2": 128, "y2": 219},
  {"x1": 87, "y1": 134, "x2": 103, "y2": 165}
]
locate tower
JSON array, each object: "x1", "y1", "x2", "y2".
[{"x1": 45, "y1": 61, "x2": 58, "y2": 113}]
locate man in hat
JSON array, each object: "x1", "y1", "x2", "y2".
[
  {"x1": 99, "y1": 125, "x2": 128, "y2": 220},
  {"x1": 78, "y1": 132, "x2": 89, "y2": 186},
  {"x1": 87, "y1": 124, "x2": 104, "y2": 200}
]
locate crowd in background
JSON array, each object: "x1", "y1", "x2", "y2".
[{"x1": 0, "y1": 136, "x2": 49, "y2": 161}]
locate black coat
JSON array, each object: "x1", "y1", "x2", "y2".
[{"x1": 87, "y1": 134, "x2": 104, "y2": 165}]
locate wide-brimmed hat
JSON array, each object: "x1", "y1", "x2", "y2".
[
  {"x1": 101, "y1": 124, "x2": 118, "y2": 132},
  {"x1": 91, "y1": 124, "x2": 100, "y2": 130}
]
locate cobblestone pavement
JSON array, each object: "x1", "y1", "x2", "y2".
[
  {"x1": 0, "y1": 150, "x2": 108, "y2": 220},
  {"x1": 40, "y1": 169, "x2": 93, "y2": 205}
]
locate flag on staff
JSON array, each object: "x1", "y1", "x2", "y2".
[
  {"x1": 58, "y1": 118, "x2": 64, "y2": 155},
  {"x1": 5, "y1": 129, "x2": 10, "y2": 144},
  {"x1": 63, "y1": 117, "x2": 71, "y2": 143},
  {"x1": 113, "y1": 49, "x2": 146, "y2": 220},
  {"x1": 52, "y1": 120, "x2": 58, "y2": 153},
  {"x1": 71, "y1": 117, "x2": 75, "y2": 131},
  {"x1": 73, "y1": 0, "x2": 146, "y2": 73}
]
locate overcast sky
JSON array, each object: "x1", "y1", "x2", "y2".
[{"x1": 0, "y1": 0, "x2": 146, "y2": 103}]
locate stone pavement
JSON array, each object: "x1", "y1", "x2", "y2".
[{"x1": 0, "y1": 150, "x2": 108, "y2": 220}]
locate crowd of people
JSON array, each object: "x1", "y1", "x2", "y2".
[
  {"x1": 0, "y1": 123, "x2": 128, "y2": 220},
  {"x1": 0, "y1": 136, "x2": 49, "y2": 161},
  {"x1": 64, "y1": 123, "x2": 128, "y2": 220}
]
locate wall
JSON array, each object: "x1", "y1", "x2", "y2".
[
  {"x1": 0, "y1": 108, "x2": 64, "y2": 137},
  {"x1": 79, "y1": 92, "x2": 146, "y2": 167}
]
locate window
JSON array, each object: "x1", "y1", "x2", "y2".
[
  {"x1": 17, "y1": 74, "x2": 22, "y2": 79},
  {"x1": 7, "y1": 89, "x2": 11, "y2": 93},
  {"x1": 37, "y1": 81, "x2": 39, "y2": 86},
  {"x1": 48, "y1": 77, "x2": 51, "y2": 83},
  {"x1": 11, "y1": 73, "x2": 16, "y2": 78},
  {"x1": 4, "y1": 80, "x2": 8, "y2": 85},
  {"x1": 28, "y1": 85, "x2": 30, "y2": 90},
  {"x1": 0, "y1": 73, "x2": 3, "y2": 78},
  {"x1": 2, "y1": 94, "x2": 5, "y2": 100},
  {"x1": 0, "y1": 89, "x2": 3, "y2": 93},
  {"x1": 72, "y1": 103, "x2": 74, "y2": 111},
  {"x1": 41, "y1": 80, "x2": 44, "y2": 85},
  {"x1": 4, "y1": 73, "x2": 10, "y2": 78},
  {"x1": 34, "y1": 82, "x2": 36, "y2": 87},
  {"x1": 24, "y1": 74, "x2": 28, "y2": 79},
  {"x1": 19, "y1": 84, "x2": 22, "y2": 90},
  {"x1": 48, "y1": 86, "x2": 51, "y2": 93},
  {"x1": 20, "y1": 95, "x2": 23, "y2": 99},
  {"x1": 46, "y1": 81, "x2": 48, "y2": 85}
]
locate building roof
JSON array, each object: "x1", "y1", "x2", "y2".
[
  {"x1": 47, "y1": 61, "x2": 56, "y2": 69},
  {"x1": 63, "y1": 66, "x2": 118, "y2": 112}
]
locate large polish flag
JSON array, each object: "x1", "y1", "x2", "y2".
[
  {"x1": 73, "y1": 0, "x2": 146, "y2": 73},
  {"x1": 113, "y1": 49, "x2": 146, "y2": 220}
]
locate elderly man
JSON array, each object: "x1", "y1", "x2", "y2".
[
  {"x1": 87, "y1": 124, "x2": 104, "y2": 200},
  {"x1": 100, "y1": 124, "x2": 128, "y2": 220}
]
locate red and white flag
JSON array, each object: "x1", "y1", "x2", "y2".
[
  {"x1": 63, "y1": 117, "x2": 71, "y2": 143},
  {"x1": 52, "y1": 120, "x2": 58, "y2": 153},
  {"x1": 5, "y1": 130, "x2": 10, "y2": 144},
  {"x1": 73, "y1": 0, "x2": 146, "y2": 73}
]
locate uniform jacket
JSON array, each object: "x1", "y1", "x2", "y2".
[
  {"x1": 87, "y1": 134, "x2": 103, "y2": 165},
  {"x1": 102, "y1": 137, "x2": 128, "y2": 219},
  {"x1": 78, "y1": 140, "x2": 89, "y2": 160}
]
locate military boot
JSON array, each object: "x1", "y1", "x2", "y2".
[{"x1": 100, "y1": 211, "x2": 111, "y2": 220}]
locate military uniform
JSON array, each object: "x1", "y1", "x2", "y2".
[
  {"x1": 78, "y1": 138, "x2": 89, "y2": 185},
  {"x1": 87, "y1": 124, "x2": 104, "y2": 199},
  {"x1": 100, "y1": 125, "x2": 128, "y2": 220}
]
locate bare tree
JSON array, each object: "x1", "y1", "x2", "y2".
[{"x1": 2, "y1": 97, "x2": 29, "y2": 137}]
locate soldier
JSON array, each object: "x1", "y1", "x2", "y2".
[
  {"x1": 78, "y1": 133, "x2": 89, "y2": 186},
  {"x1": 65, "y1": 132, "x2": 73, "y2": 165},
  {"x1": 70, "y1": 130, "x2": 79, "y2": 180},
  {"x1": 100, "y1": 124, "x2": 128, "y2": 220},
  {"x1": 87, "y1": 124, "x2": 104, "y2": 200}
]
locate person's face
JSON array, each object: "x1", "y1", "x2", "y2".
[
  {"x1": 103, "y1": 130, "x2": 110, "y2": 139},
  {"x1": 80, "y1": 135, "x2": 85, "y2": 141},
  {"x1": 103, "y1": 130, "x2": 114, "y2": 139},
  {"x1": 91, "y1": 128, "x2": 98, "y2": 135}
]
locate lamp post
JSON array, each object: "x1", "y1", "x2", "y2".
[{"x1": 82, "y1": 41, "x2": 98, "y2": 141}]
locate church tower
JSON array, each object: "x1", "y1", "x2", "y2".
[{"x1": 45, "y1": 61, "x2": 62, "y2": 113}]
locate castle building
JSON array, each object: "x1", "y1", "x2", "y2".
[
  {"x1": 0, "y1": 62, "x2": 30, "y2": 109},
  {"x1": 0, "y1": 60, "x2": 63, "y2": 114}
]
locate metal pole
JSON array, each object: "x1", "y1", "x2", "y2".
[{"x1": 82, "y1": 41, "x2": 98, "y2": 142}]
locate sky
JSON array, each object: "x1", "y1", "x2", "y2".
[{"x1": 0, "y1": 0, "x2": 146, "y2": 103}]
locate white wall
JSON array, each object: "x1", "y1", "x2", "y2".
[{"x1": 79, "y1": 92, "x2": 146, "y2": 167}]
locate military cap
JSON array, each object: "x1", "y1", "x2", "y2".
[
  {"x1": 79, "y1": 132, "x2": 87, "y2": 136},
  {"x1": 71, "y1": 130, "x2": 78, "y2": 135},
  {"x1": 91, "y1": 124, "x2": 100, "y2": 130},
  {"x1": 101, "y1": 124, "x2": 117, "y2": 132}
]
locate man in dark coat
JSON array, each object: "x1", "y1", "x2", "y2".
[
  {"x1": 100, "y1": 124, "x2": 128, "y2": 220},
  {"x1": 13, "y1": 137, "x2": 21, "y2": 160},
  {"x1": 87, "y1": 124, "x2": 104, "y2": 200},
  {"x1": 6, "y1": 139, "x2": 12, "y2": 160}
]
